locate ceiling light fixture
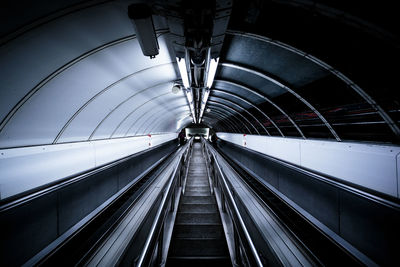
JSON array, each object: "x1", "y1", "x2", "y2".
[
  {"x1": 198, "y1": 89, "x2": 210, "y2": 122},
  {"x1": 128, "y1": 4, "x2": 159, "y2": 58},
  {"x1": 198, "y1": 57, "x2": 219, "y2": 122},
  {"x1": 177, "y1": 56, "x2": 196, "y2": 122},
  {"x1": 171, "y1": 84, "x2": 180, "y2": 94},
  {"x1": 206, "y1": 57, "x2": 219, "y2": 88},
  {"x1": 177, "y1": 57, "x2": 190, "y2": 89}
]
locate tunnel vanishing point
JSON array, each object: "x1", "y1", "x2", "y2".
[{"x1": 0, "y1": 1, "x2": 399, "y2": 266}]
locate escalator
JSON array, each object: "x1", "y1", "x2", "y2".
[
  {"x1": 166, "y1": 142, "x2": 231, "y2": 266},
  {"x1": 3, "y1": 138, "x2": 393, "y2": 266}
]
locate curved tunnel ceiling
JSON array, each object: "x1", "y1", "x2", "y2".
[{"x1": 0, "y1": 0, "x2": 399, "y2": 149}]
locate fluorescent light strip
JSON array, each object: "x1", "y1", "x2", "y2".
[
  {"x1": 186, "y1": 89, "x2": 193, "y2": 103},
  {"x1": 185, "y1": 89, "x2": 196, "y2": 123},
  {"x1": 202, "y1": 89, "x2": 210, "y2": 104},
  {"x1": 206, "y1": 57, "x2": 219, "y2": 88},
  {"x1": 190, "y1": 102, "x2": 196, "y2": 123},
  {"x1": 199, "y1": 107, "x2": 205, "y2": 122},
  {"x1": 177, "y1": 57, "x2": 190, "y2": 88},
  {"x1": 177, "y1": 57, "x2": 196, "y2": 122},
  {"x1": 198, "y1": 89, "x2": 210, "y2": 121}
]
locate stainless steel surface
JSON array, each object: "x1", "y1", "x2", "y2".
[
  {"x1": 216, "y1": 139, "x2": 399, "y2": 266},
  {"x1": 214, "y1": 79, "x2": 299, "y2": 138},
  {"x1": 208, "y1": 100, "x2": 258, "y2": 134},
  {"x1": 204, "y1": 140, "x2": 316, "y2": 266},
  {"x1": 166, "y1": 142, "x2": 231, "y2": 266},
  {"x1": 84, "y1": 141, "x2": 191, "y2": 267},
  {"x1": 210, "y1": 89, "x2": 274, "y2": 135},
  {"x1": 208, "y1": 96, "x2": 269, "y2": 135},
  {"x1": 227, "y1": 31, "x2": 400, "y2": 138},
  {"x1": 220, "y1": 62, "x2": 341, "y2": 141}
]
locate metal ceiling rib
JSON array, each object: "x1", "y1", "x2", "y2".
[
  {"x1": 54, "y1": 63, "x2": 176, "y2": 143},
  {"x1": 209, "y1": 91, "x2": 273, "y2": 135},
  {"x1": 209, "y1": 111, "x2": 244, "y2": 133},
  {"x1": 204, "y1": 118, "x2": 223, "y2": 132},
  {"x1": 202, "y1": 115, "x2": 221, "y2": 131},
  {"x1": 0, "y1": 36, "x2": 140, "y2": 135},
  {"x1": 208, "y1": 96, "x2": 268, "y2": 134},
  {"x1": 0, "y1": 2, "x2": 397, "y2": 147},
  {"x1": 149, "y1": 114, "x2": 192, "y2": 134},
  {"x1": 133, "y1": 104, "x2": 189, "y2": 135},
  {"x1": 148, "y1": 116, "x2": 190, "y2": 134},
  {"x1": 132, "y1": 104, "x2": 189, "y2": 136},
  {"x1": 0, "y1": 1, "x2": 115, "y2": 45},
  {"x1": 205, "y1": 112, "x2": 242, "y2": 133},
  {"x1": 207, "y1": 109, "x2": 243, "y2": 132},
  {"x1": 260, "y1": 1, "x2": 399, "y2": 46},
  {"x1": 0, "y1": 31, "x2": 178, "y2": 148},
  {"x1": 110, "y1": 92, "x2": 170, "y2": 138},
  {"x1": 220, "y1": 62, "x2": 340, "y2": 140},
  {"x1": 227, "y1": 31, "x2": 400, "y2": 139},
  {"x1": 88, "y1": 82, "x2": 174, "y2": 140},
  {"x1": 122, "y1": 92, "x2": 188, "y2": 136},
  {"x1": 211, "y1": 88, "x2": 281, "y2": 136},
  {"x1": 214, "y1": 80, "x2": 301, "y2": 138},
  {"x1": 203, "y1": 114, "x2": 239, "y2": 133},
  {"x1": 206, "y1": 108, "x2": 244, "y2": 133},
  {"x1": 207, "y1": 101, "x2": 258, "y2": 134}
]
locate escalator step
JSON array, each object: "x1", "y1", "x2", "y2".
[
  {"x1": 181, "y1": 196, "x2": 215, "y2": 204},
  {"x1": 184, "y1": 190, "x2": 210, "y2": 196},
  {"x1": 172, "y1": 224, "x2": 224, "y2": 239},
  {"x1": 166, "y1": 256, "x2": 231, "y2": 267},
  {"x1": 176, "y1": 213, "x2": 220, "y2": 224},
  {"x1": 168, "y1": 238, "x2": 229, "y2": 257},
  {"x1": 179, "y1": 203, "x2": 217, "y2": 213},
  {"x1": 186, "y1": 180, "x2": 209, "y2": 187},
  {"x1": 185, "y1": 185, "x2": 210, "y2": 192}
]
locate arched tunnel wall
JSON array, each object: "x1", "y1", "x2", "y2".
[
  {"x1": 217, "y1": 132, "x2": 400, "y2": 198},
  {"x1": 0, "y1": 0, "x2": 398, "y2": 211},
  {"x1": 0, "y1": 138, "x2": 178, "y2": 266},
  {"x1": 0, "y1": 133, "x2": 176, "y2": 200},
  {"x1": 215, "y1": 137, "x2": 399, "y2": 265},
  {"x1": 0, "y1": 1, "x2": 399, "y2": 265}
]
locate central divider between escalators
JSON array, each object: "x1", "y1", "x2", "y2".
[{"x1": 166, "y1": 142, "x2": 231, "y2": 266}]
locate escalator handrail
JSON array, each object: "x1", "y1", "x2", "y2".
[
  {"x1": 136, "y1": 138, "x2": 193, "y2": 266},
  {"x1": 219, "y1": 140, "x2": 400, "y2": 210},
  {"x1": 23, "y1": 142, "x2": 183, "y2": 266},
  {"x1": 204, "y1": 141, "x2": 263, "y2": 267}
]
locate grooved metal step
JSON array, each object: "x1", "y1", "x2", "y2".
[
  {"x1": 168, "y1": 238, "x2": 229, "y2": 257},
  {"x1": 186, "y1": 181, "x2": 209, "y2": 186},
  {"x1": 167, "y1": 142, "x2": 231, "y2": 266},
  {"x1": 167, "y1": 256, "x2": 231, "y2": 267},
  {"x1": 175, "y1": 213, "x2": 220, "y2": 224},
  {"x1": 185, "y1": 185, "x2": 210, "y2": 192},
  {"x1": 184, "y1": 190, "x2": 210, "y2": 196},
  {"x1": 179, "y1": 203, "x2": 217, "y2": 212},
  {"x1": 172, "y1": 225, "x2": 224, "y2": 239},
  {"x1": 181, "y1": 196, "x2": 216, "y2": 204}
]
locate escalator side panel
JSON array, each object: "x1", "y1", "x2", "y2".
[
  {"x1": 0, "y1": 140, "x2": 178, "y2": 267},
  {"x1": 217, "y1": 139, "x2": 400, "y2": 266}
]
